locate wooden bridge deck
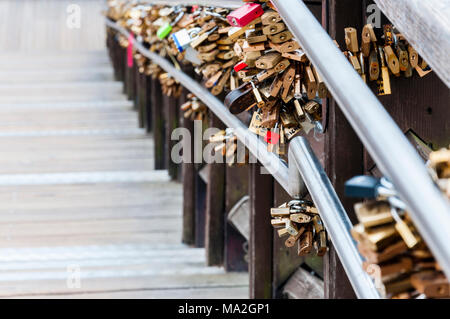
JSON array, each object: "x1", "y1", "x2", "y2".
[{"x1": 0, "y1": 0, "x2": 248, "y2": 299}]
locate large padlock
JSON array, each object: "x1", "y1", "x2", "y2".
[{"x1": 226, "y1": 3, "x2": 264, "y2": 27}]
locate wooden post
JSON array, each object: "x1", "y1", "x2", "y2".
[
  {"x1": 195, "y1": 173, "x2": 207, "y2": 248},
  {"x1": 182, "y1": 103, "x2": 196, "y2": 246},
  {"x1": 180, "y1": 66, "x2": 196, "y2": 245},
  {"x1": 125, "y1": 56, "x2": 136, "y2": 102},
  {"x1": 136, "y1": 71, "x2": 147, "y2": 129},
  {"x1": 205, "y1": 113, "x2": 226, "y2": 266},
  {"x1": 166, "y1": 94, "x2": 180, "y2": 180},
  {"x1": 323, "y1": 0, "x2": 364, "y2": 299},
  {"x1": 151, "y1": 74, "x2": 166, "y2": 170},
  {"x1": 145, "y1": 74, "x2": 153, "y2": 133},
  {"x1": 249, "y1": 163, "x2": 274, "y2": 299},
  {"x1": 122, "y1": 46, "x2": 128, "y2": 95}
]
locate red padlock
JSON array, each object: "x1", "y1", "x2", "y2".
[
  {"x1": 227, "y1": 3, "x2": 264, "y2": 27},
  {"x1": 233, "y1": 61, "x2": 248, "y2": 72},
  {"x1": 264, "y1": 130, "x2": 280, "y2": 145}
]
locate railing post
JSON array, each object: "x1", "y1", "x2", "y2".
[
  {"x1": 151, "y1": 73, "x2": 166, "y2": 170},
  {"x1": 136, "y1": 70, "x2": 147, "y2": 129},
  {"x1": 145, "y1": 73, "x2": 153, "y2": 133},
  {"x1": 249, "y1": 163, "x2": 273, "y2": 298},
  {"x1": 165, "y1": 92, "x2": 180, "y2": 179},
  {"x1": 181, "y1": 109, "x2": 196, "y2": 246},
  {"x1": 205, "y1": 113, "x2": 226, "y2": 266},
  {"x1": 321, "y1": 0, "x2": 365, "y2": 299}
]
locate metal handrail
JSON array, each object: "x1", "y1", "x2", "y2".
[
  {"x1": 106, "y1": 17, "x2": 381, "y2": 298},
  {"x1": 272, "y1": 0, "x2": 450, "y2": 280}
]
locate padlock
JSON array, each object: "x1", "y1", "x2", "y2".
[
  {"x1": 298, "y1": 225, "x2": 313, "y2": 256},
  {"x1": 345, "y1": 175, "x2": 397, "y2": 199},
  {"x1": 250, "y1": 81, "x2": 265, "y2": 108},
  {"x1": 261, "y1": 10, "x2": 281, "y2": 25},
  {"x1": 369, "y1": 47, "x2": 380, "y2": 81},
  {"x1": 156, "y1": 11, "x2": 184, "y2": 40},
  {"x1": 171, "y1": 27, "x2": 200, "y2": 52},
  {"x1": 383, "y1": 45, "x2": 400, "y2": 76},
  {"x1": 378, "y1": 45, "x2": 391, "y2": 95},
  {"x1": 344, "y1": 27, "x2": 359, "y2": 54},
  {"x1": 226, "y1": 2, "x2": 264, "y2": 27}
]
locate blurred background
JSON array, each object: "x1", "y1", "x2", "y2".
[{"x1": 0, "y1": 0, "x2": 105, "y2": 51}]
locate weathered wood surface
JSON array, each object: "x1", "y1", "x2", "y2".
[
  {"x1": 151, "y1": 75, "x2": 167, "y2": 170},
  {"x1": 181, "y1": 101, "x2": 196, "y2": 246},
  {"x1": 249, "y1": 163, "x2": 273, "y2": 299},
  {"x1": 0, "y1": 51, "x2": 248, "y2": 297},
  {"x1": 363, "y1": 0, "x2": 450, "y2": 169},
  {"x1": 166, "y1": 94, "x2": 180, "y2": 180},
  {"x1": 282, "y1": 267, "x2": 324, "y2": 299},
  {"x1": 324, "y1": 0, "x2": 362, "y2": 299},
  {"x1": 205, "y1": 114, "x2": 226, "y2": 266},
  {"x1": 374, "y1": 0, "x2": 450, "y2": 87}
]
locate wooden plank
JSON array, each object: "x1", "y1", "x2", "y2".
[
  {"x1": 373, "y1": 0, "x2": 450, "y2": 87},
  {"x1": 0, "y1": 272, "x2": 248, "y2": 298},
  {"x1": 0, "y1": 183, "x2": 182, "y2": 212},
  {"x1": 0, "y1": 232, "x2": 182, "y2": 249},
  {"x1": 10, "y1": 286, "x2": 249, "y2": 299},
  {"x1": 249, "y1": 162, "x2": 273, "y2": 299},
  {"x1": 0, "y1": 217, "x2": 182, "y2": 238},
  {"x1": 224, "y1": 165, "x2": 249, "y2": 272},
  {"x1": 205, "y1": 113, "x2": 226, "y2": 266},
  {"x1": 0, "y1": 205, "x2": 181, "y2": 223},
  {"x1": 195, "y1": 174, "x2": 207, "y2": 248},
  {"x1": 324, "y1": 0, "x2": 363, "y2": 299}
]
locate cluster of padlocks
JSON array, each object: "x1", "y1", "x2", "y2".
[
  {"x1": 271, "y1": 200, "x2": 328, "y2": 257},
  {"x1": 345, "y1": 147, "x2": 450, "y2": 299},
  {"x1": 106, "y1": 0, "x2": 431, "y2": 158}
]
